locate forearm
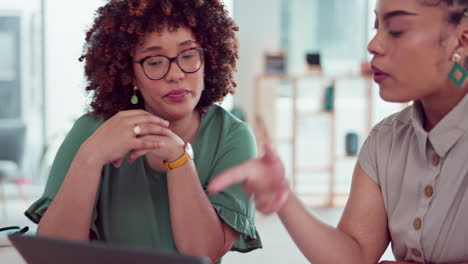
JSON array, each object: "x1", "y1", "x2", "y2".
[
  {"x1": 37, "y1": 148, "x2": 102, "y2": 241},
  {"x1": 167, "y1": 161, "x2": 228, "y2": 261},
  {"x1": 278, "y1": 191, "x2": 365, "y2": 264}
]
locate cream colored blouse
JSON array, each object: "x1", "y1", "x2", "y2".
[{"x1": 358, "y1": 94, "x2": 468, "y2": 264}]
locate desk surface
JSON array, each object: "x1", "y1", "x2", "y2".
[{"x1": 0, "y1": 238, "x2": 26, "y2": 264}]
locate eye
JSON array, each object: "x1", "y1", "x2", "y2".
[
  {"x1": 180, "y1": 50, "x2": 198, "y2": 60},
  {"x1": 181, "y1": 54, "x2": 196, "y2": 60},
  {"x1": 389, "y1": 30, "x2": 403, "y2": 37},
  {"x1": 146, "y1": 57, "x2": 165, "y2": 67},
  {"x1": 148, "y1": 61, "x2": 163, "y2": 66}
]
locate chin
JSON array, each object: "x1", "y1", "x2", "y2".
[
  {"x1": 165, "y1": 105, "x2": 198, "y2": 121},
  {"x1": 379, "y1": 87, "x2": 413, "y2": 103}
]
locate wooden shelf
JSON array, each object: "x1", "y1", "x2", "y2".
[
  {"x1": 254, "y1": 73, "x2": 374, "y2": 208},
  {"x1": 297, "y1": 109, "x2": 334, "y2": 117},
  {"x1": 298, "y1": 193, "x2": 350, "y2": 208},
  {"x1": 296, "y1": 166, "x2": 332, "y2": 173},
  {"x1": 335, "y1": 154, "x2": 358, "y2": 160}
]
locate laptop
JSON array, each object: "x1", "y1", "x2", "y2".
[{"x1": 9, "y1": 234, "x2": 210, "y2": 264}]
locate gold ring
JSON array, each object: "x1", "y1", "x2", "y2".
[{"x1": 133, "y1": 125, "x2": 141, "y2": 135}]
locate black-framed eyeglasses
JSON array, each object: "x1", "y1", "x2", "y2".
[{"x1": 134, "y1": 48, "x2": 205, "y2": 80}]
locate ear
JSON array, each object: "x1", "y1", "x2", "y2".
[{"x1": 453, "y1": 28, "x2": 468, "y2": 57}]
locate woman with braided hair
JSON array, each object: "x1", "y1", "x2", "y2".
[
  {"x1": 209, "y1": 0, "x2": 468, "y2": 263},
  {"x1": 25, "y1": 1, "x2": 262, "y2": 263}
]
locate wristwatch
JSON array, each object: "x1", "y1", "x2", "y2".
[{"x1": 164, "y1": 143, "x2": 194, "y2": 170}]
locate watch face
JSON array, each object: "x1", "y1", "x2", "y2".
[{"x1": 186, "y1": 143, "x2": 194, "y2": 159}]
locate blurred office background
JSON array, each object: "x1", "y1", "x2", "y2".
[{"x1": 0, "y1": 0, "x2": 399, "y2": 262}]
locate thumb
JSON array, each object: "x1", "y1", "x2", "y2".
[{"x1": 262, "y1": 143, "x2": 279, "y2": 163}]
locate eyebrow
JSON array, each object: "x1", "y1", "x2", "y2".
[
  {"x1": 374, "y1": 10, "x2": 418, "y2": 21},
  {"x1": 142, "y1": 40, "x2": 197, "y2": 53},
  {"x1": 178, "y1": 40, "x2": 197, "y2": 47}
]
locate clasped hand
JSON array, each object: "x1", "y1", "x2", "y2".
[{"x1": 80, "y1": 110, "x2": 184, "y2": 168}]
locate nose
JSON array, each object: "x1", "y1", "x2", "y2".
[
  {"x1": 367, "y1": 32, "x2": 384, "y2": 57},
  {"x1": 165, "y1": 59, "x2": 185, "y2": 81}
]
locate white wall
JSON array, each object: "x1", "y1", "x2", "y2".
[
  {"x1": 0, "y1": 0, "x2": 41, "y2": 123},
  {"x1": 0, "y1": 0, "x2": 42, "y2": 181},
  {"x1": 287, "y1": 0, "x2": 319, "y2": 75},
  {"x1": 43, "y1": 0, "x2": 103, "y2": 163},
  {"x1": 0, "y1": 0, "x2": 102, "y2": 181},
  {"x1": 233, "y1": 0, "x2": 282, "y2": 124}
]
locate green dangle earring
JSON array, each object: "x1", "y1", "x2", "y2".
[
  {"x1": 449, "y1": 53, "x2": 468, "y2": 88},
  {"x1": 131, "y1": 86, "x2": 139, "y2": 105}
]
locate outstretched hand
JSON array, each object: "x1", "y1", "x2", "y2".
[{"x1": 208, "y1": 143, "x2": 290, "y2": 215}]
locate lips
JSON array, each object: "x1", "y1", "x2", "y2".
[
  {"x1": 371, "y1": 65, "x2": 390, "y2": 84},
  {"x1": 164, "y1": 89, "x2": 190, "y2": 102}
]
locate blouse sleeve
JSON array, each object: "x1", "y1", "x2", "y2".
[
  {"x1": 24, "y1": 114, "x2": 104, "y2": 239},
  {"x1": 358, "y1": 128, "x2": 379, "y2": 185},
  {"x1": 206, "y1": 122, "x2": 262, "y2": 253}
]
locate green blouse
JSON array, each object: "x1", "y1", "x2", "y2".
[{"x1": 25, "y1": 105, "x2": 262, "y2": 261}]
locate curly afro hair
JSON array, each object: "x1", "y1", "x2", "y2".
[
  {"x1": 421, "y1": 0, "x2": 468, "y2": 24},
  {"x1": 79, "y1": 0, "x2": 239, "y2": 119}
]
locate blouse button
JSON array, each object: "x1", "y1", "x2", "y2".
[
  {"x1": 432, "y1": 154, "x2": 440, "y2": 166},
  {"x1": 424, "y1": 186, "x2": 434, "y2": 198},
  {"x1": 412, "y1": 248, "x2": 422, "y2": 258},
  {"x1": 413, "y1": 218, "x2": 422, "y2": 230}
]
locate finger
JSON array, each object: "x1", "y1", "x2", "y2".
[
  {"x1": 257, "y1": 192, "x2": 279, "y2": 209},
  {"x1": 131, "y1": 138, "x2": 164, "y2": 152},
  {"x1": 256, "y1": 196, "x2": 275, "y2": 214},
  {"x1": 135, "y1": 124, "x2": 171, "y2": 137},
  {"x1": 207, "y1": 158, "x2": 261, "y2": 194},
  {"x1": 261, "y1": 202, "x2": 281, "y2": 215},
  {"x1": 262, "y1": 126, "x2": 273, "y2": 145},
  {"x1": 262, "y1": 143, "x2": 280, "y2": 163},
  {"x1": 261, "y1": 207, "x2": 278, "y2": 215},
  {"x1": 242, "y1": 163, "x2": 287, "y2": 193},
  {"x1": 117, "y1": 110, "x2": 169, "y2": 127},
  {"x1": 271, "y1": 175, "x2": 290, "y2": 190},
  {"x1": 264, "y1": 195, "x2": 288, "y2": 215},
  {"x1": 128, "y1": 149, "x2": 153, "y2": 163},
  {"x1": 128, "y1": 139, "x2": 163, "y2": 162},
  {"x1": 123, "y1": 111, "x2": 170, "y2": 128},
  {"x1": 135, "y1": 135, "x2": 165, "y2": 144},
  {"x1": 272, "y1": 189, "x2": 290, "y2": 211},
  {"x1": 263, "y1": 198, "x2": 287, "y2": 215},
  {"x1": 260, "y1": 194, "x2": 286, "y2": 215},
  {"x1": 112, "y1": 158, "x2": 123, "y2": 168}
]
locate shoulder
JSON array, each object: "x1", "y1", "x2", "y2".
[
  {"x1": 369, "y1": 105, "x2": 413, "y2": 138},
  {"x1": 360, "y1": 105, "x2": 414, "y2": 168},
  {"x1": 199, "y1": 105, "x2": 257, "y2": 156},
  {"x1": 361, "y1": 105, "x2": 415, "y2": 163},
  {"x1": 202, "y1": 104, "x2": 253, "y2": 136},
  {"x1": 358, "y1": 106, "x2": 413, "y2": 185},
  {"x1": 65, "y1": 113, "x2": 106, "y2": 142},
  {"x1": 73, "y1": 113, "x2": 106, "y2": 130}
]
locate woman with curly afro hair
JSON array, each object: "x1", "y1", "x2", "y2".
[
  {"x1": 209, "y1": 0, "x2": 468, "y2": 264},
  {"x1": 25, "y1": 1, "x2": 262, "y2": 262}
]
